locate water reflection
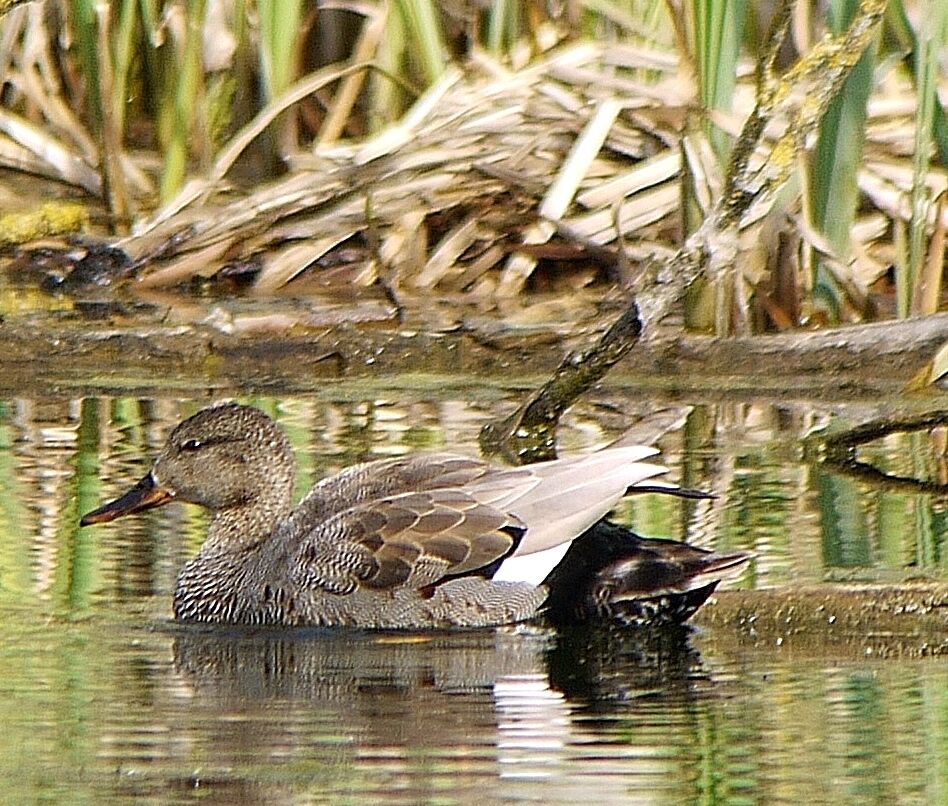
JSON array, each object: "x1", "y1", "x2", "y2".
[
  {"x1": 0, "y1": 393, "x2": 945, "y2": 804},
  {"x1": 2, "y1": 615, "x2": 939, "y2": 805},
  {"x1": 165, "y1": 624, "x2": 720, "y2": 803}
]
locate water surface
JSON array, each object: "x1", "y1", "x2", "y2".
[{"x1": 0, "y1": 393, "x2": 945, "y2": 804}]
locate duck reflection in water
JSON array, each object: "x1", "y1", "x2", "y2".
[
  {"x1": 81, "y1": 402, "x2": 750, "y2": 630},
  {"x1": 167, "y1": 623, "x2": 717, "y2": 801}
]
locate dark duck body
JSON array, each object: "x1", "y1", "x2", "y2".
[{"x1": 81, "y1": 403, "x2": 750, "y2": 629}]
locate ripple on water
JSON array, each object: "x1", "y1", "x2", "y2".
[{"x1": 0, "y1": 394, "x2": 945, "y2": 805}]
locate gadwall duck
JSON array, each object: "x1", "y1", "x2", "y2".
[{"x1": 81, "y1": 403, "x2": 750, "y2": 629}]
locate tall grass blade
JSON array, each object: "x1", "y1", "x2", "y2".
[
  {"x1": 397, "y1": 0, "x2": 446, "y2": 83},
  {"x1": 368, "y1": 1, "x2": 410, "y2": 132},
  {"x1": 486, "y1": 0, "x2": 519, "y2": 55},
  {"x1": 693, "y1": 0, "x2": 747, "y2": 160},
  {"x1": 905, "y1": 0, "x2": 948, "y2": 316},
  {"x1": 68, "y1": 0, "x2": 102, "y2": 128},
  {"x1": 257, "y1": 0, "x2": 303, "y2": 157},
  {"x1": 257, "y1": 0, "x2": 303, "y2": 99},
  {"x1": 886, "y1": 0, "x2": 948, "y2": 165},
  {"x1": 159, "y1": 0, "x2": 207, "y2": 201},
  {"x1": 808, "y1": 0, "x2": 878, "y2": 319},
  {"x1": 110, "y1": 0, "x2": 138, "y2": 137}
]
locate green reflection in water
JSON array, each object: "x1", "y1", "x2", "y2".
[
  {"x1": 818, "y1": 468, "x2": 873, "y2": 570},
  {"x1": 0, "y1": 401, "x2": 32, "y2": 604},
  {"x1": 0, "y1": 394, "x2": 944, "y2": 804}
]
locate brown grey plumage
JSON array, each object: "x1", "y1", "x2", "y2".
[{"x1": 80, "y1": 402, "x2": 750, "y2": 629}]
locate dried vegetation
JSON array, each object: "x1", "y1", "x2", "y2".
[{"x1": 0, "y1": 0, "x2": 944, "y2": 335}]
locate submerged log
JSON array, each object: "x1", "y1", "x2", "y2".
[{"x1": 0, "y1": 309, "x2": 945, "y2": 398}]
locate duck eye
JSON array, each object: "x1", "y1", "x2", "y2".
[{"x1": 181, "y1": 438, "x2": 203, "y2": 452}]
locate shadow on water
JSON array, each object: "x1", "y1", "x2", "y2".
[{"x1": 545, "y1": 623, "x2": 711, "y2": 703}]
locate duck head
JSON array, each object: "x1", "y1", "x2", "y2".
[{"x1": 80, "y1": 403, "x2": 296, "y2": 542}]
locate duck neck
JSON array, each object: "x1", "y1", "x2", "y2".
[{"x1": 203, "y1": 490, "x2": 293, "y2": 554}]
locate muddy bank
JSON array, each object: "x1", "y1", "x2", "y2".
[{"x1": 695, "y1": 584, "x2": 948, "y2": 658}]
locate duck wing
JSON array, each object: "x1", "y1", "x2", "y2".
[
  {"x1": 291, "y1": 488, "x2": 526, "y2": 595},
  {"x1": 466, "y1": 446, "x2": 670, "y2": 583},
  {"x1": 290, "y1": 446, "x2": 676, "y2": 592},
  {"x1": 290, "y1": 454, "x2": 492, "y2": 525},
  {"x1": 468, "y1": 445, "x2": 664, "y2": 554}
]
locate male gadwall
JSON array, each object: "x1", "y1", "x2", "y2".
[{"x1": 81, "y1": 402, "x2": 750, "y2": 629}]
